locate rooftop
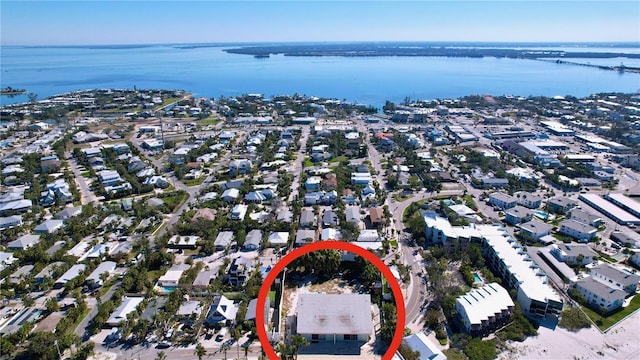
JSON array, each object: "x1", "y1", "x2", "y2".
[{"x1": 296, "y1": 293, "x2": 372, "y2": 335}]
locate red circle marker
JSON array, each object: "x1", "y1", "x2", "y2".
[{"x1": 256, "y1": 241, "x2": 406, "y2": 360}]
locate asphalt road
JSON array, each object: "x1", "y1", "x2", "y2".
[
  {"x1": 75, "y1": 280, "x2": 122, "y2": 339},
  {"x1": 66, "y1": 151, "x2": 97, "y2": 205}
]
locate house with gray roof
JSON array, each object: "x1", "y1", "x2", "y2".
[
  {"x1": 573, "y1": 277, "x2": 626, "y2": 312},
  {"x1": 0, "y1": 215, "x2": 23, "y2": 230},
  {"x1": 242, "y1": 229, "x2": 262, "y2": 251},
  {"x1": 568, "y1": 209, "x2": 604, "y2": 227},
  {"x1": 517, "y1": 219, "x2": 553, "y2": 240},
  {"x1": 489, "y1": 192, "x2": 517, "y2": 210},
  {"x1": 214, "y1": 231, "x2": 234, "y2": 251},
  {"x1": 346, "y1": 206, "x2": 362, "y2": 226},
  {"x1": 56, "y1": 206, "x2": 82, "y2": 220},
  {"x1": 546, "y1": 196, "x2": 578, "y2": 214},
  {"x1": 504, "y1": 206, "x2": 533, "y2": 225},
  {"x1": 10, "y1": 265, "x2": 34, "y2": 284},
  {"x1": 295, "y1": 229, "x2": 316, "y2": 247},
  {"x1": 85, "y1": 261, "x2": 116, "y2": 288},
  {"x1": 34, "y1": 219, "x2": 64, "y2": 234},
  {"x1": 550, "y1": 242, "x2": 598, "y2": 266},
  {"x1": 589, "y1": 263, "x2": 640, "y2": 293},
  {"x1": 322, "y1": 210, "x2": 338, "y2": 227},
  {"x1": 559, "y1": 219, "x2": 597, "y2": 242},
  {"x1": 35, "y1": 261, "x2": 64, "y2": 283},
  {"x1": 299, "y1": 209, "x2": 316, "y2": 228},
  {"x1": 7, "y1": 234, "x2": 41, "y2": 250},
  {"x1": 54, "y1": 264, "x2": 86, "y2": 289}
]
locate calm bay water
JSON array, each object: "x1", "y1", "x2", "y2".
[{"x1": 1, "y1": 45, "x2": 639, "y2": 109}]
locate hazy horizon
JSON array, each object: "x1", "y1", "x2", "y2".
[{"x1": 1, "y1": 1, "x2": 639, "y2": 46}]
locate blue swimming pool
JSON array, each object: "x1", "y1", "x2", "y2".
[{"x1": 473, "y1": 272, "x2": 482, "y2": 283}]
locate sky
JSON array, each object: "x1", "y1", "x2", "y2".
[{"x1": 1, "y1": 1, "x2": 639, "y2": 45}]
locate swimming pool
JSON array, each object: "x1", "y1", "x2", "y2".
[
  {"x1": 473, "y1": 272, "x2": 482, "y2": 283},
  {"x1": 534, "y1": 210, "x2": 555, "y2": 220},
  {"x1": 443, "y1": 200, "x2": 454, "y2": 206}
]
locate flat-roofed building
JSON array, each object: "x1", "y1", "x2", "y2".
[
  {"x1": 296, "y1": 293, "x2": 372, "y2": 343},
  {"x1": 423, "y1": 214, "x2": 563, "y2": 320},
  {"x1": 605, "y1": 193, "x2": 640, "y2": 218},
  {"x1": 456, "y1": 283, "x2": 515, "y2": 336},
  {"x1": 158, "y1": 263, "x2": 190, "y2": 288},
  {"x1": 579, "y1": 194, "x2": 640, "y2": 225}
]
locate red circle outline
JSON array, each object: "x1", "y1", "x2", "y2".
[{"x1": 256, "y1": 241, "x2": 406, "y2": 359}]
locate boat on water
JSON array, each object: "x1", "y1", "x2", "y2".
[{"x1": 1, "y1": 86, "x2": 27, "y2": 95}]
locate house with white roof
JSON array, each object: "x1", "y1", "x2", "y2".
[
  {"x1": 167, "y1": 235, "x2": 200, "y2": 249},
  {"x1": 205, "y1": 295, "x2": 238, "y2": 325},
  {"x1": 85, "y1": 261, "x2": 116, "y2": 288},
  {"x1": 268, "y1": 232, "x2": 289, "y2": 247},
  {"x1": 158, "y1": 264, "x2": 190, "y2": 288},
  {"x1": 54, "y1": 264, "x2": 86, "y2": 289},
  {"x1": 214, "y1": 231, "x2": 234, "y2": 251},
  {"x1": 401, "y1": 331, "x2": 446, "y2": 360},
  {"x1": 296, "y1": 293, "x2": 372, "y2": 343},
  {"x1": 456, "y1": 282, "x2": 514, "y2": 335},
  {"x1": 106, "y1": 297, "x2": 144, "y2": 326}
]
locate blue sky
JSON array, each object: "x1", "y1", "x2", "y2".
[{"x1": 1, "y1": 1, "x2": 639, "y2": 45}]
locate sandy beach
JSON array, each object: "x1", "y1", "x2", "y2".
[{"x1": 498, "y1": 310, "x2": 640, "y2": 360}]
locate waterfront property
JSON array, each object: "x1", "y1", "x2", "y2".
[{"x1": 456, "y1": 282, "x2": 514, "y2": 336}]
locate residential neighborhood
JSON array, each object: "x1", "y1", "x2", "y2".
[{"x1": 0, "y1": 89, "x2": 639, "y2": 360}]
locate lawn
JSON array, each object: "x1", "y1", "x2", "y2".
[
  {"x1": 198, "y1": 117, "x2": 221, "y2": 126},
  {"x1": 303, "y1": 158, "x2": 314, "y2": 168},
  {"x1": 183, "y1": 176, "x2": 206, "y2": 187},
  {"x1": 581, "y1": 294, "x2": 640, "y2": 331}
]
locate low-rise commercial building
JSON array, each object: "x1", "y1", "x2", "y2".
[{"x1": 456, "y1": 282, "x2": 514, "y2": 336}]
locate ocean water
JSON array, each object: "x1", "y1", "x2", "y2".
[{"x1": 1, "y1": 44, "x2": 639, "y2": 109}]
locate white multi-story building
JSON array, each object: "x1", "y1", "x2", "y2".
[
  {"x1": 456, "y1": 283, "x2": 514, "y2": 335},
  {"x1": 559, "y1": 219, "x2": 597, "y2": 242}
]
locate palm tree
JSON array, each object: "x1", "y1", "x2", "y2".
[
  {"x1": 290, "y1": 335, "x2": 309, "y2": 360},
  {"x1": 276, "y1": 343, "x2": 291, "y2": 360},
  {"x1": 155, "y1": 351, "x2": 167, "y2": 360},
  {"x1": 194, "y1": 343, "x2": 206, "y2": 360}
]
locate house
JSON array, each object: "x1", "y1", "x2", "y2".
[
  {"x1": 304, "y1": 192, "x2": 323, "y2": 205},
  {"x1": 456, "y1": 283, "x2": 514, "y2": 336},
  {"x1": 369, "y1": 207, "x2": 385, "y2": 226},
  {"x1": 167, "y1": 235, "x2": 200, "y2": 249},
  {"x1": 276, "y1": 207, "x2": 294, "y2": 223},
  {"x1": 177, "y1": 301, "x2": 203, "y2": 320},
  {"x1": 244, "y1": 191, "x2": 266, "y2": 203},
  {"x1": 244, "y1": 297, "x2": 271, "y2": 326},
  {"x1": 547, "y1": 196, "x2": 578, "y2": 214},
  {"x1": 230, "y1": 204, "x2": 248, "y2": 220},
  {"x1": 296, "y1": 229, "x2": 316, "y2": 247},
  {"x1": 227, "y1": 257, "x2": 252, "y2": 286},
  {"x1": 214, "y1": 231, "x2": 234, "y2": 251},
  {"x1": 221, "y1": 188, "x2": 240, "y2": 202},
  {"x1": 322, "y1": 210, "x2": 338, "y2": 227},
  {"x1": 321, "y1": 228, "x2": 342, "y2": 241},
  {"x1": 85, "y1": 261, "x2": 116, "y2": 288},
  {"x1": 97, "y1": 170, "x2": 123, "y2": 186},
  {"x1": 550, "y1": 243, "x2": 598, "y2": 266},
  {"x1": 192, "y1": 208, "x2": 217, "y2": 222},
  {"x1": 205, "y1": 295, "x2": 238, "y2": 326},
  {"x1": 146, "y1": 197, "x2": 164, "y2": 207},
  {"x1": 34, "y1": 261, "x2": 63, "y2": 283},
  {"x1": 357, "y1": 229, "x2": 380, "y2": 242},
  {"x1": 346, "y1": 206, "x2": 361, "y2": 227},
  {"x1": 0, "y1": 251, "x2": 17, "y2": 272},
  {"x1": 192, "y1": 270, "x2": 217, "y2": 294},
  {"x1": 106, "y1": 297, "x2": 144, "y2": 326},
  {"x1": 268, "y1": 232, "x2": 289, "y2": 247},
  {"x1": 229, "y1": 159, "x2": 252, "y2": 175},
  {"x1": 568, "y1": 209, "x2": 604, "y2": 227},
  {"x1": 243, "y1": 229, "x2": 262, "y2": 251},
  {"x1": 322, "y1": 173, "x2": 338, "y2": 189},
  {"x1": 54, "y1": 264, "x2": 86, "y2": 289},
  {"x1": 478, "y1": 178, "x2": 509, "y2": 189},
  {"x1": 517, "y1": 219, "x2": 554, "y2": 241},
  {"x1": 504, "y1": 206, "x2": 533, "y2": 225},
  {"x1": 488, "y1": 192, "x2": 517, "y2": 210},
  {"x1": 514, "y1": 192, "x2": 543, "y2": 209},
  {"x1": 56, "y1": 206, "x2": 82, "y2": 220},
  {"x1": 588, "y1": 263, "x2": 640, "y2": 293},
  {"x1": 34, "y1": 219, "x2": 65, "y2": 234},
  {"x1": 559, "y1": 219, "x2": 597, "y2": 242},
  {"x1": 10, "y1": 265, "x2": 34, "y2": 284},
  {"x1": 296, "y1": 294, "x2": 372, "y2": 343},
  {"x1": 305, "y1": 177, "x2": 321, "y2": 191},
  {"x1": 573, "y1": 277, "x2": 626, "y2": 313},
  {"x1": 0, "y1": 215, "x2": 22, "y2": 230},
  {"x1": 7, "y1": 234, "x2": 41, "y2": 250},
  {"x1": 0, "y1": 200, "x2": 32, "y2": 215},
  {"x1": 299, "y1": 209, "x2": 316, "y2": 228},
  {"x1": 402, "y1": 331, "x2": 446, "y2": 360},
  {"x1": 158, "y1": 263, "x2": 190, "y2": 288}
]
